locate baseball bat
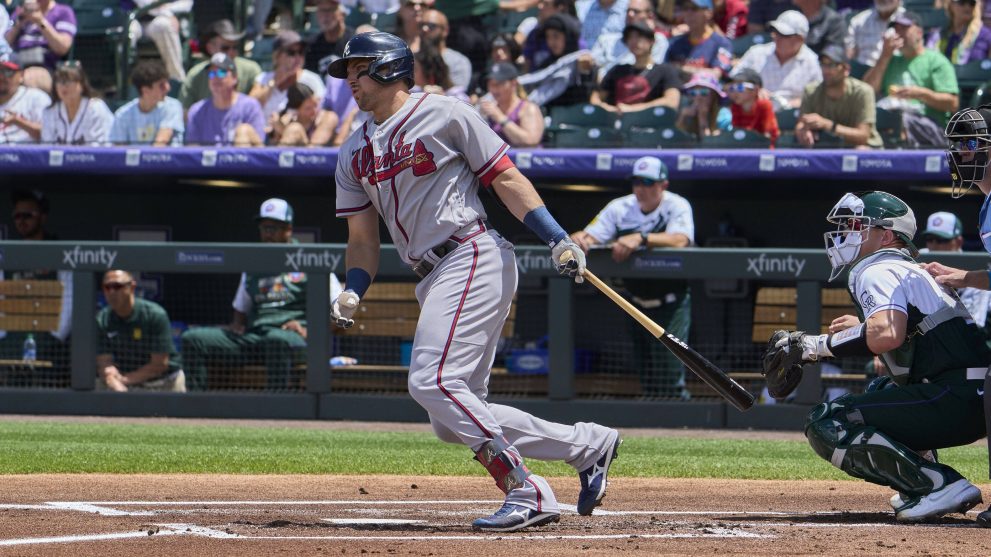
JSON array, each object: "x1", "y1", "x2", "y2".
[{"x1": 562, "y1": 255, "x2": 755, "y2": 411}]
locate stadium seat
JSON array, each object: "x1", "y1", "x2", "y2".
[
  {"x1": 548, "y1": 103, "x2": 619, "y2": 129},
  {"x1": 774, "y1": 108, "x2": 801, "y2": 132},
  {"x1": 498, "y1": 7, "x2": 537, "y2": 34},
  {"x1": 625, "y1": 126, "x2": 697, "y2": 148},
  {"x1": 775, "y1": 133, "x2": 802, "y2": 148},
  {"x1": 970, "y1": 81, "x2": 991, "y2": 108},
  {"x1": 731, "y1": 33, "x2": 770, "y2": 58},
  {"x1": 370, "y1": 11, "x2": 398, "y2": 31},
  {"x1": 849, "y1": 61, "x2": 870, "y2": 80},
  {"x1": 619, "y1": 106, "x2": 678, "y2": 133},
  {"x1": 955, "y1": 59, "x2": 991, "y2": 105},
  {"x1": 875, "y1": 107, "x2": 904, "y2": 148},
  {"x1": 548, "y1": 126, "x2": 624, "y2": 148},
  {"x1": 249, "y1": 36, "x2": 277, "y2": 71},
  {"x1": 345, "y1": 7, "x2": 373, "y2": 28},
  {"x1": 699, "y1": 129, "x2": 772, "y2": 148},
  {"x1": 916, "y1": 7, "x2": 948, "y2": 31}
]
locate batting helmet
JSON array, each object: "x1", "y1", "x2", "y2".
[
  {"x1": 945, "y1": 105, "x2": 991, "y2": 198},
  {"x1": 327, "y1": 32, "x2": 414, "y2": 86}
]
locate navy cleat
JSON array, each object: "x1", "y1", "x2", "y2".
[
  {"x1": 977, "y1": 505, "x2": 991, "y2": 527},
  {"x1": 472, "y1": 503, "x2": 560, "y2": 532},
  {"x1": 577, "y1": 436, "x2": 622, "y2": 516}
]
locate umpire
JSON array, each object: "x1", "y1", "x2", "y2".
[
  {"x1": 181, "y1": 199, "x2": 312, "y2": 390},
  {"x1": 570, "y1": 156, "x2": 694, "y2": 399}
]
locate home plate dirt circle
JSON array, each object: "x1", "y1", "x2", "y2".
[{"x1": 2, "y1": 475, "x2": 991, "y2": 556}]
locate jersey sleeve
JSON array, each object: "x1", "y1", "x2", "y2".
[
  {"x1": 334, "y1": 138, "x2": 373, "y2": 218},
  {"x1": 583, "y1": 200, "x2": 621, "y2": 243},
  {"x1": 232, "y1": 273, "x2": 252, "y2": 314},
  {"x1": 665, "y1": 196, "x2": 695, "y2": 244},
  {"x1": 855, "y1": 265, "x2": 908, "y2": 320},
  {"x1": 447, "y1": 100, "x2": 513, "y2": 188}
]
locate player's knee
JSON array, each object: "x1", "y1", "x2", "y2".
[
  {"x1": 805, "y1": 395, "x2": 860, "y2": 462},
  {"x1": 430, "y1": 419, "x2": 461, "y2": 444},
  {"x1": 180, "y1": 328, "x2": 205, "y2": 350}
]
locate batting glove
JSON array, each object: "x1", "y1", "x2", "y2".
[
  {"x1": 551, "y1": 237, "x2": 586, "y2": 284},
  {"x1": 331, "y1": 289, "x2": 360, "y2": 329}
]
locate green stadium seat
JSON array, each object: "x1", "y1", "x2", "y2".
[
  {"x1": 916, "y1": 7, "x2": 948, "y2": 31},
  {"x1": 774, "y1": 108, "x2": 801, "y2": 131},
  {"x1": 849, "y1": 60, "x2": 870, "y2": 80},
  {"x1": 369, "y1": 11, "x2": 397, "y2": 31},
  {"x1": 625, "y1": 126, "x2": 697, "y2": 148},
  {"x1": 549, "y1": 126, "x2": 624, "y2": 148},
  {"x1": 699, "y1": 129, "x2": 772, "y2": 148},
  {"x1": 249, "y1": 36, "x2": 277, "y2": 71},
  {"x1": 970, "y1": 81, "x2": 991, "y2": 108},
  {"x1": 955, "y1": 59, "x2": 991, "y2": 104},
  {"x1": 875, "y1": 107, "x2": 904, "y2": 148},
  {"x1": 619, "y1": 106, "x2": 678, "y2": 133},
  {"x1": 731, "y1": 33, "x2": 770, "y2": 58},
  {"x1": 345, "y1": 7, "x2": 373, "y2": 28},
  {"x1": 72, "y1": 0, "x2": 125, "y2": 36},
  {"x1": 775, "y1": 132, "x2": 802, "y2": 148},
  {"x1": 549, "y1": 103, "x2": 619, "y2": 128},
  {"x1": 498, "y1": 8, "x2": 537, "y2": 34}
]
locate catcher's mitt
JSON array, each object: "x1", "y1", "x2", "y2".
[{"x1": 761, "y1": 330, "x2": 809, "y2": 400}]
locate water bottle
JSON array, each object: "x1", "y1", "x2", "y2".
[{"x1": 22, "y1": 334, "x2": 37, "y2": 363}]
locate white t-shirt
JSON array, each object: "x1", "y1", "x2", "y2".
[
  {"x1": 254, "y1": 70, "x2": 327, "y2": 121},
  {"x1": 583, "y1": 191, "x2": 695, "y2": 245},
  {"x1": 40, "y1": 97, "x2": 114, "y2": 145},
  {"x1": 0, "y1": 85, "x2": 51, "y2": 144}
]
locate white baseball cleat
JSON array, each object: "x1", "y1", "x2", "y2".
[{"x1": 895, "y1": 479, "x2": 982, "y2": 522}]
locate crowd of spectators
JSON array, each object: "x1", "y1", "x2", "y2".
[{"x1": 0, "y1": 0, "x2": 989, "y2": 148}]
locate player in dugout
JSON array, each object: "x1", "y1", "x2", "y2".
[{"x1": 762, "y1": 190, "x2": 988, "y2": 523}]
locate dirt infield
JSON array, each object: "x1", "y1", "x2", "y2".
[{"x1": 2, "y1": 474, "x2": 991, "y2": 556}]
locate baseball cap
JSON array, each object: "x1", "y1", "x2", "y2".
[
  {"x1": 732, "y1": 68, "x2": 763, "y2": 87},
  {"x1": 683, "y1": 72, "x2": 726, "y2": 97},
  {"x1": 630, "y1": 156, "x2": 668, "y2": 182},
  {"x1": 209, "y1": 52, "x2": 237, "y2": 73},
  {"x1": 257, "y1": 198, "x2": 294, "y2": 224},
  {"x1": 0, "y1": 53, "x2": 19, "y2": 72},
  {"x1": 684, "y1": 0, "x2": 714, "y2": 9},
  {"x1": 819, "y1": 44, "x2": 849, "y2": 65},
  {"x1": 622, "y1": 21, "x2": 655, "y2": 42},
  {"x1": 889, "y1": 11, "x2": 922, "y2": 28},
  {"x1": 203, "y1": 19, "x2": 245, "y2": 43},
  {"x1": 488, "y1": 62, "x2": 519, "y2": 82},
  {"x1": 922, "y1": 211, "x2": 963, "y2": 240},
  {"x1": 769, "y1": 10, "x2": 809, "y2": 37},
  {"x1": 274, "y1": 30, "x2": 305, "y2": 52}
]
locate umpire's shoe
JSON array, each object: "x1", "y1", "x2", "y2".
[
  {"x1": 895, "y1": 478, "x2": 982, "y2": 522},
  {"x1": 577, "y1": 435, "x2": 622, "y2": 516},
  {"x1": 471, "y1": 503, "x2": 560, "y2": 532}
]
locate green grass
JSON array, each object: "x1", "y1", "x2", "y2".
[{"x1": 0, "y1": 421, "x2": 987, "y2": 481}]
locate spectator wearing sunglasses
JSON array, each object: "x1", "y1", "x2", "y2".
[
  {"x1": 186, "y1": 53, "x2": 266, "y2": 146},
  {"x1": 40, "y1": 61, "x2": 113, "y2": 145},
  {"x1": 796, "y1": 45, "x2": 882, "y2": 148},
  {"x1": 676, "y1": 72, "x2": 731, "y2": 137},
  {"x1": 418, "y1": 9, "x2": 472, "y2": 91},
  {"x1": 0, "y1": 56, "x2": 49, "y2": 144},
  {"x1": 0, "y1": 189, "x2": 72, "y2": 385},
  {"x1": 96, "y1": 270, "x2": 186, "y2": 393},
  {"x1": 727, "y1": 68, "x2": 779, "y2": 143},
  {"x1": 110, "y1": 59, "x2": 184, "y2": 146},
  {"x1": 180, "y1": 20, "x2": 262, "y2": 111},
  {"x1": 250, "y1": 30, "x2": 327, "y2": 123}
]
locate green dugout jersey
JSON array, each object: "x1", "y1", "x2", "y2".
[
  {"x1": 233, "y1": 271, "x2": 308, "y2": 328},
  {"x1": 847, "y1": 249, "x2": 989, "y2": 383},
  {"x1": 96, "y1": 298, "x2": 181, "y2": 375}
]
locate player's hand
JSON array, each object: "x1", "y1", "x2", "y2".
[
  {"x1": 921, "y1": 261, "x2": 969, "y2": 288},
  {"x1": 281, "y1": 319, "x2": 307, "y2": 340},
  {"x1": 332, "y1": 289, "x2": 360, "y2": 329},
  {"x1": 551, "y1": 237, "x2": 586, "y2": 284},
  {"x1": 799, "y1": 113, "x2": 829, "y2": 131},
  {"x1": 828, "y1": 314, "x2": 860, "y2": 333},
  {"x1": 611, "y1": 232, "x2": 641, "y2": 263},
  {"x1": 761, "y1": 330, "x2": 811, "y2": 399}
]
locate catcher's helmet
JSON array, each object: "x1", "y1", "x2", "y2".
[
  {"x1": 327, "y1": 32, "x2": 414, "y2": 86},
  {"x1": 945, "y1": 105, "x2": 991, "y2": 198},
  {"x1": 823, "y1": 191, "x2": 917, "y2": 281}
]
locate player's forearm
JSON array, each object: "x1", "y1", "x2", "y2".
[
  {"x1": 834, "y1": 122, "x2": 870, "y2": 146},
  {"x1": 918, "y1": 90, "x2": 958, "y2": 113},
  {"x1": 862, "y1": 56, "x2": 890, "y2": 93},
  {"x1": 492, "y1": 168, "x2": 547, "y2": 222},
  {"x1": 966, "y1": 269, "x2": 991, "y2": 290}
]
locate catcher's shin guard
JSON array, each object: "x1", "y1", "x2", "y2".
[
  {"x1": 805, "y1": 397, "x2": 951, "y2": 497},
  {"x1": 475, "y1": 436, "x2": 531, "y2": 494}
]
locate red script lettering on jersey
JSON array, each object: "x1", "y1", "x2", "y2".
[{"x1": 351, "y1": 130, "x2": 437, "y2": 185}]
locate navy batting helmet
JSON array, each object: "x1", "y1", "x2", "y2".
[{"x1": 327, "y1": 32, "x2": 414, "y2": 86}]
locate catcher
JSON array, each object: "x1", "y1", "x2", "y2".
[{"x1": 762, "y1": 190, "x2": 988, "y2": 522}]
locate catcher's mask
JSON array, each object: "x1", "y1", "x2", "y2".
[
  {"x1": 824, "y1": 191, "x2": 917, "y2": 282},
  {"x1": 945, "y1": 106, "x2": 991, "y2": 198}
]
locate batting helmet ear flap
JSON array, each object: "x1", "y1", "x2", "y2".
[{"x1": 327, "y1": 32, "x2": 414, "y2": 86}]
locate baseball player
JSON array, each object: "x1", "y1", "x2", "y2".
[
  {"x1": 328, "y1": 32, "x2": 621, "y2": 533},
  {"x1": 763, "y1": 191, "x2": 988, "y2": 522},
  {"x1": 570, "y1": 156, "x2": 694, "y2": 399},
  {"x1": 924, "y1": 104, "x2": 991, "y2": 526}
]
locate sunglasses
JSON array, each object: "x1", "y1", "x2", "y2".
[
  {"x1": 686, "y1": 88, "x2": 712, "y2": 97},
  {"x1": 56, "y1": 60, "x2": 82, "y2": 69},
  {"x1": 421, "y1": 22, "x2": 443, "y2": 30},
  {"x1": 12, "y1": 211, "x2": 38, "y2": 220},
  {"x1": 0, "y1": 67, "x2": 18, "y2": 78},
  {"x1": 102, "y1": 282, "x2": 131, "y2": 291},
  {"x1": 283, "y1": 48, "x2": 305, "y2": 57},
  {"x1": 632, "y1": 177, "x2": 658, "y2": 186},
  {"x1": 726, "y1": 82, "x2": 756, "y2": 93},
  {"x1": 217, "y1": 44, "x2": 238, "y2": 53},
  {"x1": 259, "y1": 223, "x2": 288, "y2": 234},
  {"x1": 819, "y1": 59, "x2": 845, "y2": 69},
  {"x1": 208, "y1": 68, "x2": 231, "y2": 79},
  {"x1": 951, "y1": 138, "x2": 979, "y2": 152}
]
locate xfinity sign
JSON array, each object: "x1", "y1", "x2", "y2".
[
  {"x1": 746, "y1": 253, "x2": 806, "y2": 277},
  {"x1": 285, "y1": 248, "x2": 342, "y2": 271},
  {"x1": 62, "y1": 246, "x2": 117, "y2": 269}
]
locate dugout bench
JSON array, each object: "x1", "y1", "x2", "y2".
[{"x1": 0, "y1": 280, "x2": 61, "y2": 387}]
